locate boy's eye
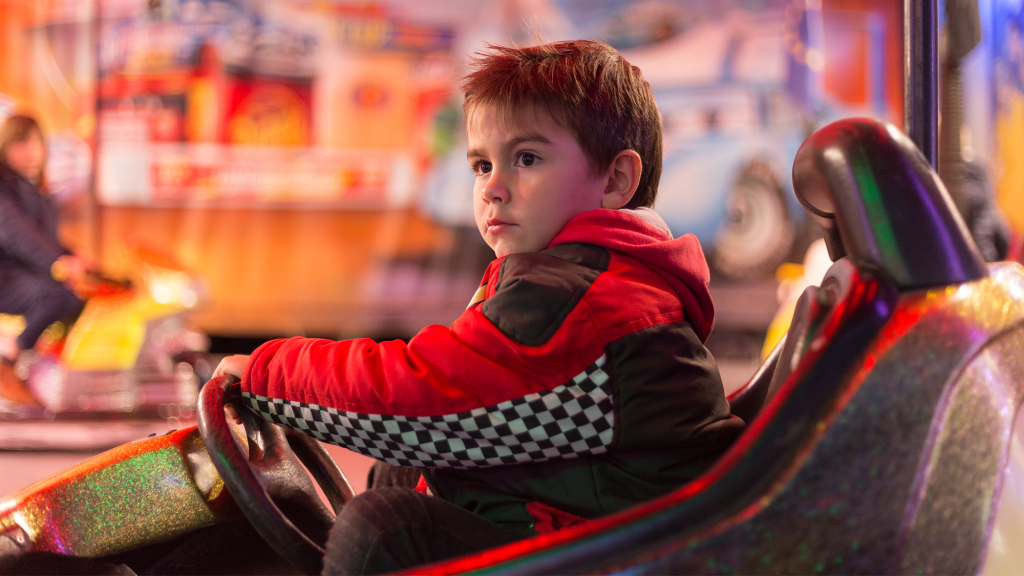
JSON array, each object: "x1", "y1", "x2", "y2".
[
  {"x1": 516, "y1": 152, "x2": 537, "y2": 167},
  {"x1": 472, "y1": 161, "x2": 492, "y2": 176}
]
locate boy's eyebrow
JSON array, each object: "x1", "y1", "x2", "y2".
[{"x1": 466, "y1": 132, "x2": 553, "y2": 159}]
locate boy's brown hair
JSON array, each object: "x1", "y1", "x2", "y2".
[{"x1": 461, "y1": 40, "x2": 662, "y2": 209}]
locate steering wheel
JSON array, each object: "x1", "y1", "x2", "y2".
[{"x1": 197, "y1": 375, "x2": 356, "y2": 575}]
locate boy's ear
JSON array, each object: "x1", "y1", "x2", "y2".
[{"x1": 601, "y1": 149, "x2": 642, "y2": 209}]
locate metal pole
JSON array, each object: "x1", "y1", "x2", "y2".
[
  {"x1": 904, "y1": 0, "x2": 939, "y2": 169},
  {"x1": 90, "y1": 0, "x2": 102, "y2": 265}
]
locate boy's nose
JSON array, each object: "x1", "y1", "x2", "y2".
[{"x1": 480, "y1": 176, "x2": 510, "y2": 204}]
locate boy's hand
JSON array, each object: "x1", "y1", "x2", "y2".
[
  {"x1": 212, "y1": 354, "x2": 250, "y2": 425},
  {"x1": 213, "y1": 354, "x2": 250, "y2": 380}
]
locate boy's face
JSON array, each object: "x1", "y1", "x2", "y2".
[{"x1": 467, "y1": 105, "x2": 608, "y2": 258}]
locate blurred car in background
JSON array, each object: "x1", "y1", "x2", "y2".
[{"x1": 621, "y1": 7, "x2": 810, "y2": 280}]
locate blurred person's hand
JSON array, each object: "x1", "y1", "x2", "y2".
[
  {"x1": 51, "y1": 254, "x2": 90, "y2": 288},
  {"x1": 78, "y1": 253, "x2": 99, "y2": 273},
  {"x1": 213, "y1": 354, "x2": 250, "y2": 425}
]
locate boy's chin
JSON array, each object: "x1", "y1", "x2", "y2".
[
  {"x1": 483, "y1": 237, "x2": 510, "y2": 258},
  {"x1": 490, "y1": 237, "x2": 556, "y2": 258},
  {"x1": 491, "y1": 243, "x2": 520, "y2": 258}
]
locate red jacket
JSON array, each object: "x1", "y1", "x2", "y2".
[{"x1": 240, "y1": 208, "x2": 743, "y2": 534}]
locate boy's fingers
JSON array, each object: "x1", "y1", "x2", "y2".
[
  {"x1": 224, "y1": 404, "x2": 243, "y2": 425},
  {"x1": 211, "y1": 356, "x2": 249, "y2": 425},
  {"x1": 212, "y1": 354, "x2": 249, "y2": 380},
  {"x1": 208, "y1": 356, "x2": 248, "y2": 424}
]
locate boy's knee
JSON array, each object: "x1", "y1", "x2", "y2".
[
  {"x1": 336, "y1": 488, "x2": 430, "y2": 536},
  {"x1": 323, "y1": 488, "x2": 431, "y2": 575}
]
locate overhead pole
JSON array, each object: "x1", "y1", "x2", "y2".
[
  {"x1": 90, "y1": 0, "x2": 102, "y2": 266},
  {"x1": 939, "y1": 0, "x2": 983, "y2": 219},
  {"x1": 904, "y1": 0, "x2": 939, "y2": 170}
]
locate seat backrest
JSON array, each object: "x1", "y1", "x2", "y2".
[
  {"x1": 727, "y1": 335, "x2": 784, "y2": 424},
  {"x1": 729, "y1": 258, "x2": 859, "y2": 424},
  {"x1": 765, "y1": 258, "x2": 858, "y2": 407}
]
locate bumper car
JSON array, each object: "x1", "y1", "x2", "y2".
[
  {"x1": 0, "y1": 247, "x2": 208, "y2": 416},
  {"x1": 2, "y1": 118, "x2": 1024, "y2": 575}
]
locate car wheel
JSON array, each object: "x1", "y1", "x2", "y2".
[{"x1": 710, "y1": 162, "x2": 796, "y2": 280}]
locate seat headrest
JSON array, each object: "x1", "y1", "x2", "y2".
[{"x1": 792, "y1": 118, "x2": 986, "y2": 291}]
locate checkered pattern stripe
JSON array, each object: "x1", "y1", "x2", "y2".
[{"x1": 241, "y1": 355, "x2": 615, "y2": 468}]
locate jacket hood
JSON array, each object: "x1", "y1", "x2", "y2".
[{"x1": 547, "y1": 208, "x2": 715, "y2": 341}]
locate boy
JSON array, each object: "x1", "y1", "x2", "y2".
[{"x1": 214, "y1": 40, "x2": 744, "y2": 574}]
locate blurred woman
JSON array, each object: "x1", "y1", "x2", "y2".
[{"x1": 0, "y1": 115, "x2": 88, "y2": 408}]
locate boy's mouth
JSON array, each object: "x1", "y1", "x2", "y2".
[{"x1": 485, "y1": 218, "x2": 515, "y2": 233}]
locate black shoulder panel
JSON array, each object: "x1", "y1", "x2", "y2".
[{"x1": 481, "y1": 243, "x2": 609, "y2": 346}]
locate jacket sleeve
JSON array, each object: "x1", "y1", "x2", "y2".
[
  {"x1": 0, "y1": 191, "x2": 68, "y2": 272},
  {"x1": 239, "y1": 269, "x2": 615, "y2": 469}
]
